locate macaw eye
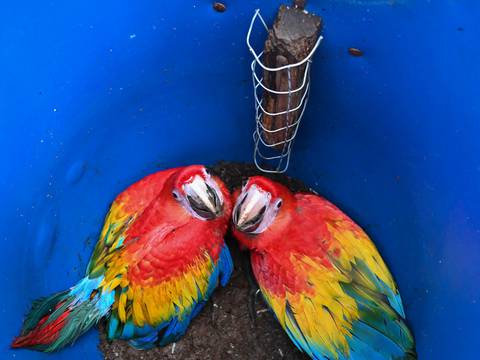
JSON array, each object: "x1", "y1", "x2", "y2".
[
  {"x1": 172, "y1": 190, "x2": 180, "y2": 200},
  {"x1": 276, "y1": 200, "x2": 283, "y2": 209}
]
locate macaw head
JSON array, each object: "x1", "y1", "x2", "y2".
[
  {"x1": 170, "y1": 165, "x2": 226, "y2": 221},
  {"x1": 232, "y1": 176, "x2": 294, "y2": 236}
]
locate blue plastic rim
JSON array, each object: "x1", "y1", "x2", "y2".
[{"x1": 1, "y1": 1, "x2": 479, "y2": 359}]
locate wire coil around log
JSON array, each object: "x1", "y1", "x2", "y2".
[{"x1": 246, "y1": 9, "x2": 323, "y2": 174}]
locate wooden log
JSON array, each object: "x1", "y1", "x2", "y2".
[
  {"x1": 261, "y1": 4, "x2": 322, "y2": 149},
  {"x1": 293, "y1": 0, "x2": 306, "y2": 9}
]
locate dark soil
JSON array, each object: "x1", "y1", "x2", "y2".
[{"x1": 98, "y1": 161, "x2": 312, "y2": 360}]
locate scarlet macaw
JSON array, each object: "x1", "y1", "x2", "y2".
[
  {"x1": 232, "y1": 176, "x2": 416, "y2": 360},
  {"x1": 12, "y1": 165, "x2": 233, "y2": 352}
]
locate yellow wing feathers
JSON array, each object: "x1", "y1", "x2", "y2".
[
  {"x1": 326, "y1": 221, "x2": 397, "y2": 294},
  {"x1": 102, "y1": 252, "x2": 215, "y2": 327}
]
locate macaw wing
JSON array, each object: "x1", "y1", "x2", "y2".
[
  {"x1": 255, "y1": 195, "x2": 416, "y2": 360},
  {"x1": 101, "y1": 223, "x2": 233, "y2": 346},
  {"x1": 86, "y1": 168, "x2": 179, "y2": 278}
]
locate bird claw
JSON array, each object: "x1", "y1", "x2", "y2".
[
  {"x1": 240, "y1": 251, "x2": 260, "y2": 326},
  {"x1": 248, "y1": 288, "x2": 261, "y2": 326}
]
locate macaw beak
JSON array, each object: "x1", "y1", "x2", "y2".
[
  {"x1": 184, "y1": 175, "x2": 223, "y2": 220},
  {"x1": 233, "y1": 185, "x2": 270, "y2": 233}
]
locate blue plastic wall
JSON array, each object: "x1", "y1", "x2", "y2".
[{"x1": 1, "y1": 1, "x2": 479, "y2": 359}]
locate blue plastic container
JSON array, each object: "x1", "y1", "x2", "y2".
[{"x1": 1, "y1": 1, "x2": 479, "y2": 359}]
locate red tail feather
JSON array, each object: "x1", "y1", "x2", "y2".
[{"x1": 11, "y1": 307, "x2": 71, "y2": 349}]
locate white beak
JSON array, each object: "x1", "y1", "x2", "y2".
[
  {"x1": 184, "y1": 175, "x2": 223, "y2": 219},
  {"x1": 233, "y1": 185, "x2": 270, "y2": 232}
]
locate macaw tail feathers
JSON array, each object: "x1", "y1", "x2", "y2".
[{"x1": 12, "y1": 277, "x2": 114, "y2": 352}]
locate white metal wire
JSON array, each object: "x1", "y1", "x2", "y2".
[{"x1": 246, "y1": 9, "x2": 323, "y2": 173}]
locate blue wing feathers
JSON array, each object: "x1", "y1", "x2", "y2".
[
  {"x1": 107, "y1": 315, "x2": 119, "y2": 339},
  {"x1": 218, "y1": 244, "x2": 233, "y2": 287},
  {"x1": 129, "y1": 332, "x2": 160, "y2": 350},
  {"x1": 348, "y1": 321, "x2": 407, "y2": 360},
  {"x1": 348, "y1": 333, "x2": 393, "y2": 360},
  {"x1": 159, "y1": 315, "x2": 191, "y2": 346}
]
